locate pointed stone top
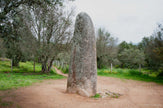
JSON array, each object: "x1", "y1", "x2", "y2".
[
  {"x1": 76, "y1": 12, "x2": 92, "y2": 23},
  {"x1": 77, "y1": 12, "x2": 90, "y2": 17},
  {"x1": 74, "y1": 12, "x2": 94, "y2": 39}
]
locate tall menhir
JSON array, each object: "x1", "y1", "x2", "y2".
[{"x1": 67, "y1": 12, "x2": 97, "y2": 97}]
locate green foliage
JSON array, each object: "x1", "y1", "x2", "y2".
[
  {"x1": 91, "y1": 93, "x2": 101, "y2": 98},
  {"x1": 0, "y1": 72, "x2": 64, "y2": 90},
  {"x1": 118, "y1": 42, "x2": 145, "y2": 68},
  {"x1": 0, "y1": 98, "x2": 13, "y2": 107},
  {"x1": 1, "y1": 8, "x2": 28, "y2": 66},
  {"x1": 96, "y1": 28, "x2": 119, "y2": 69},
  {"x1": 0, "y1": 61, "x2": 41, "y2": 73},
  {"x1": 118, "y1": 41, "x2": 137, "y2": 53},
  {"x1": 115, "y1": 68, "x2": 123, "y2": 74},
  {"x1": 62, "y1": 65, "x2": 69, "y2": 74},
  {"x1": 138, "y1": 24, "x2": 163, "y2": 75},
  {"x1": 0, "y1": 60, "x2": 65, "y2": 90},
  {"x1": 0, "y1": 0, "x2": 57, "y2": 22},
  {"x1": 129, "y1": 69, "x2": 142, "y2": 76},
  {"x1": 0, "y1": 0, "x2": 74, "y2": 73}
]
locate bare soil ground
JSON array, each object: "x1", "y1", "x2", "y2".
[
  {"x1": 53, "y1": 67, "x2": 68, "y2": 77},
  {"x1": 0, "y1": 69, "x2": 163, "y2": 108}
]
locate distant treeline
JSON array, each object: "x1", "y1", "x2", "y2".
[
  {"x1": 96, "y1": 25, "x2": 163, "y2": 77},
  {"x1": 0, "y1": 0, "x2": 162, "y2": 76}
]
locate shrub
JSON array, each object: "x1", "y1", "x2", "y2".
[
  {"x1": 62, "y1": 65, "x2": 69, "y2": 74},
  {"x1": 116, "y1": 68, "x2": 123, "y2": 74},
  {"x1": 103, "y1": 70, "x2": 110, "y2": 73},
  {"x1": 129, "y1": 69, "x2": 142, "y2": 76}
]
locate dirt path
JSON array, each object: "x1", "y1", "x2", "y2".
[
  {"x1": 53, "y1": 66, "x2": 68, "y2": 77},
  {"x1": 0, "y1": 68, "x2": 163, "y2": 108}
]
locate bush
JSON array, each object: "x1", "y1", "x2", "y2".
[
  {"x1": 115, "y1": 68, "x2": 123, "y2": 74},
  {"x1": 129, "y1": 69, "x2": 142, "y2": 76},
  {"x1": 103, "y1": 70, "x2": 110, "y2": 73},
  {"x1": 62, "y1": 65, "x2": 69, "y2": 74}
]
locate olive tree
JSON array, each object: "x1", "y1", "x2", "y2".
[
  {"x1": 96, "y1": 28, "x2": 119, "y2": 68},
  {"x1": 21, "y1": 1, "x2": 74, "y2": 73},
  {"x1": 118, "y1": 48, "x2": 145, "y2": 69}
]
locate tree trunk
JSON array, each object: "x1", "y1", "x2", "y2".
[
  {"x1": 42, "y1": 63, "x2": 47, "y2": 73},
  {"x1": 139, "y1": 64, "x2": 141, "y2": 72},
  {"x1": 41, "y1": 56, "x2": 49, "y2": 73},
  {"x1": 33, "y1": 60, "x2": 35, "y2": 72},
  {"x1": 12, "y1": 58, "x2": 19, "y2": 66},
  {"x1": 11, "y1": 59, "x2": 13, "y2": 72},
  {"x1": 97, "y1": 56, "x2": 102, "y2": 69},
  {"x1": 48, "y1": 57, "x2": 55, "y2": 72},
  {"x1": 111, "y1": 63, "x2": 112, "y2": 73}
]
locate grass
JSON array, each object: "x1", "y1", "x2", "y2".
[
  {"x1": 0, "y1": 61, "x2": 42, "y2": 73},
  {"x1": 0, "y1": 72, "x2": 64, "y2": 90},
  {"x1": 91, "y1": 93, "x2": 101, "y2": 98},
  {"x1": 55, "y1": 64, "x2": 163, "y2": 84},
  {"x1": 1, "y1": 60, "x2": 162, "y2": 91},
  {"x1": 0, "y1": 98, "x2": 13, "y2": 107},
  {"x1": 0, "y1": 60, "x2": 65, "y2": 90},
  {"x1": 98, "y1": 68, "x2": 163, "y2": 84}
]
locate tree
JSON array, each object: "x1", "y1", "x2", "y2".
[
  {"x1": 0, "y1": 0, "x2": 53, "y2": 23},
  {"x1": 0, "y1": 0, "x2": 60, "y2": 66},
  {"x1": 0, "y1": 38, "x2": 6, "y2": 57},
  {"x1": 96, "y1": 28, "x2": 119, "y2": 68},
  {"x1": 21, "y1": 1, "x2": 74, "y2": 73},
  {"x1": 138, "y1": 23, "x2": 163, "y2": 75},
  {"x1": 0, "y1": 0, "x2": 74, "y2": 70},
  {"x1": 153, "y1": 24, "x2": 163, "y2": 61},
  {"x1": 118, "y1": 48, "x2": 145, "y2": 69},
  {"x1": 1, "y1": 13, "x2": 24, "y2": 66},
  {"x1": 118, "y1": 41, "x2": 137, "y2": 53},
  {"x1": 118, "y1": 41, "x2": 138, "y2": 68}
]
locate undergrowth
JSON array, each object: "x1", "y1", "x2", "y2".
[
  {"x1": 98, "y1": 68, "x2": 163, "y2": 84},
  {"x1": 91, "y1": 93, "x2": 101, "y2": 98},
  {"x1": 0, "y1": 61, "x2": 65, "y2": 90}
]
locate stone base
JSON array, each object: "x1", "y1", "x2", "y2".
[{"x1": 67, "y1": 86, "x2": 96, "y2": 97}]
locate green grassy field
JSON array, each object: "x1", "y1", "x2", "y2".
[
  {"x1": 0, "y1": 61, "x2": 65, "y2": 90},
  {"x1": 1, "y1": 60, "x2": 163, "y2": 90},
  {"x1": 98, "y1": 68, "x2": 163, "y2": 84},
  {"x1": 0, "y1": 61, "x2": 42, "y2": 73},
  {"x1": 56, "y1": 64, "x2": 163, "y2": 84}
]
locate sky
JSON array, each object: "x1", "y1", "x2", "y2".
[{"x1": 72, "y1": 0, "x2": 163, "y2": 43}]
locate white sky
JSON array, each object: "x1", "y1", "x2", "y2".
[{"x1": 72, "y1": 0, "x2": 163, "y2": 43}]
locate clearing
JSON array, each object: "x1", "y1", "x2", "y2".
[{"x1": 0, "y1": 68, "x2": 163, "y2": 108}]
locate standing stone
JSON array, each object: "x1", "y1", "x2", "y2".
[{"x1": 67, "y1": 12, "x2": 97, "y2": 97}]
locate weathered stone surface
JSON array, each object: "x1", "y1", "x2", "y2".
[{"x1": 67, "y1": 12, "x2": 97, "y2": 97}]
